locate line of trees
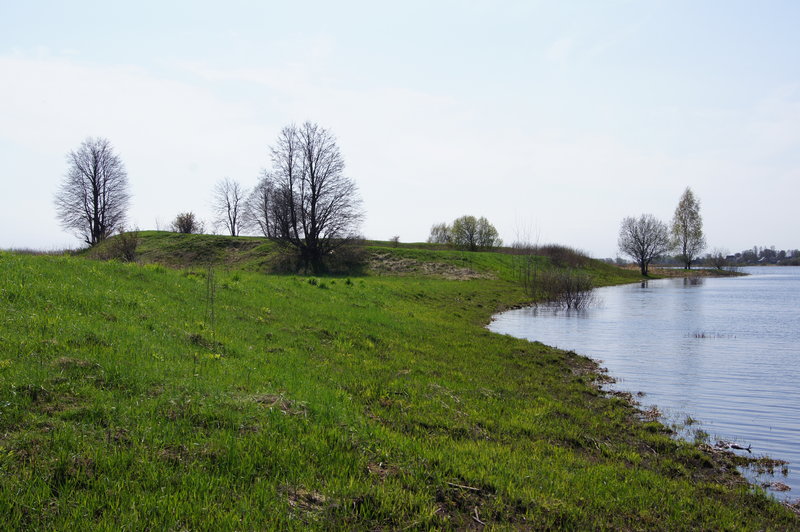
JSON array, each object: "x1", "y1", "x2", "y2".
[
  {"x1": 711, "y1": 246, "x2": 800, "y2": 266},
  {"x1": 427, "y1": 215, "x2": 502, "y2": 251},
  {"x1": 204, "y1": 123, "x2": 364, "y2": 272},
  {"x1": 53, "y1": 122, "x2": 364, "y2": 273}
]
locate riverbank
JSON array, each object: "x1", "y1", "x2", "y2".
[
  {"x1": 648, "y1": 266, "x2": 746, "y2": 278},
  {"x1": 493, "y1": 266, "x2": 800, "y2": 503},
  {"x1": 0, "y1": 237, "x2": 796, "y2": 529}
]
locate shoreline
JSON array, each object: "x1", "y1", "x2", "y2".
[
  {"x1": 646, "y1": 266, "x2": 746, "y2": 278},
  {"x1": 488, "y1": 271, "x2": 797, "y2": 506}
]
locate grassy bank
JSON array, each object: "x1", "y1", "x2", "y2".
[{"x1": 0, "y1": 235, "x2": 795, "y2": 529}]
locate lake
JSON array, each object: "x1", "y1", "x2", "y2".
[{"x1": 488, "y1": 266, "x2": 800, "y2": 496}]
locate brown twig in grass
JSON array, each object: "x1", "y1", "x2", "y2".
[
  {"x1": 447, "y1": 481, "x2": 481, "y2": 491},
  {"x1": 472, "y1": 506, "x2": 486, "y2": 526}
]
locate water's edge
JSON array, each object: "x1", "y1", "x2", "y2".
[{"x1": 488, "y1": 268, "x2": 800, "y2": 498}]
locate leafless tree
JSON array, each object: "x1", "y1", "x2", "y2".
[
  {"x1": 244, "y1": 172, "x2": 292, "y2": 239},
  {"x1": 212, "y1": 178, "x2": 247, "y2": 236},
  {"x1": 54, "y1": 137, "x2": 131, "y2": 246},
  {"x1": 618, "y1": 214, "x2": 671, "y2": 276},
  {"x1": 708, "y1": 247, "x2": 729, "y2": 270},
  {"x1": 267, "y1": 122, "x2": 363, "y2": 272}
]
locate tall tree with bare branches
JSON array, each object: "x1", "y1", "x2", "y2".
[
  {"x1": 54, "y1": 137, "x2": 131, "y2": 246},
  {"x1": 212, "y1": 178, "x2": 247, "y2": 236},
  {"x1": 244, "y1": 172, "x2": 292, "y2": 239},
  {"x1": 268, "y1": 122, "x2": 363, "y2": 272}
]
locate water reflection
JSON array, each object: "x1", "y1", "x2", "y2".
[{"x1": 683, "y1": 277, "x2": 705, "y2": 287}]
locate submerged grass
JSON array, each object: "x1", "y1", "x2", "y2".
[{"x1": 0, "y1": 238, "x2": 795, "y2": 529}]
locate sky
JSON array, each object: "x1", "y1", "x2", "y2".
[{"x1": 1, "y1": 0, "x2": 799, "y2": 257}]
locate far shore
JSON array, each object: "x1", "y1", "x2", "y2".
[{"x1": 632, "y1": 266, "x2": 747, "y2": 278}]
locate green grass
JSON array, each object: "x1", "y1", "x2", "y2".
[
  {"x1": 0, "y1": 236, "x2": 795, "y2": 529},
  {"x1": 86, "y1": 230, "x2": 278, "y2": 270}
]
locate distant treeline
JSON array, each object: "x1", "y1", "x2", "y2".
[
  {"x1": 605, "y1": 246, "x2": 800, "y2": 268},
  {"x1": 719, "y1": 246, "x2": 800, "y2": 266}
]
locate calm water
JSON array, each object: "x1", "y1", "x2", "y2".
[{"x1": 489, "y1": 266, "x2": 800, "y2": 496}]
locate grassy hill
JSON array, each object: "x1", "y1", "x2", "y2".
[{"x1": 0, "y1": 233, "x2": 795, "y2": 529}]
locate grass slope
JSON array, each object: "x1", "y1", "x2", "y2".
[{"x1": 0, "y1": 236, "x2": 795, "y2": 530}]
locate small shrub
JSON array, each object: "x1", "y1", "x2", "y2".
[
  {"x1": 523, "y1": 268, "x2": 595, "y2": 310},
  {"x1": 268, "y1": 246, "x2": 304, "y2": 273},
  {"x1": 172, "y1": 212, "x2": 204, "y2": 234},
  {"x1": 323, "y1": 241, "x2": 368, "y2": 275},
  {"x1": 541, "y1": 269, "x2": 595, "y2": 309},
  {"x1": 109, "y1": 227, "x2": 139, "y2": 262}
]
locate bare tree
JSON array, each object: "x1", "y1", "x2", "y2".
[
  {"x1": 171, "y1": 212, "x2": 204, "y2": 234},
  {"x1": 212, "y1": 178, "x2": 247, "y2": 237},
  {"x1": 671, "y1": 187, "x2": 706, "y2": 269},
  {"x1": 618, "y1": 214, "x2": 671, "y2": 276},
  {"x1": 54, "y1": 137, "x2": 131, "y2": 246},
  {"x1": 707, "y1": 247, "x2": 729, "y2": 270},
  {"x1": 244, "y1": 172, "x2": 291, "y2": 238},
  {"x1": 267, "y1": 122, "x2": 363, "y2": 272}
]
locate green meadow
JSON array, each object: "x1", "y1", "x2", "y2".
[{"x1": 0, "y1": 233, "x2": 795, "y2": 529}]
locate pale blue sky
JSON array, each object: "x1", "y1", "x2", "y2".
[{"x1": 2, "y1": 1, "x2": 798, "y2": 256}]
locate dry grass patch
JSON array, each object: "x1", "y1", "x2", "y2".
[
  {"x1": 369, "y1": 252, "x2": 493, "y2": 280},
  {"x1": 284, "y1": 486, "x2": 329, "y2": 513},
  {"x1": 250, "y1": 393, "x2": 308, "y2": 416}
]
